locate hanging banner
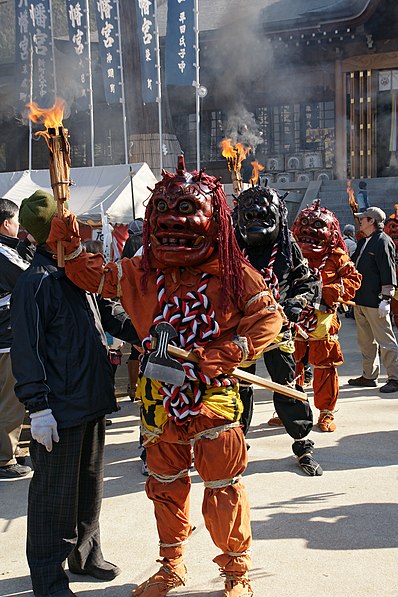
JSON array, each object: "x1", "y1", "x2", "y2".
[
  {"x1": 15, "y1": 0, "x2": 32, "y2": 110},
  {"x1": 165, "y1": 0, "x2": 195, "y2": 86},
  {"x1": 94, "y1": 0, "x2": 122, "y2": 105},
  {"x1": 29, "y1": 0, "x2": 56, "y2": 107},
  {"x1": 65, "y1": 0, "x2": 91, "y2": 111},
  {"x1": 136, "y1": 0, "x2": 158, "y2": 103}
]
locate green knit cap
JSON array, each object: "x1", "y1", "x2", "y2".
[{"x1": 19, "y1": 190, "x2": 57, "y2": 245}]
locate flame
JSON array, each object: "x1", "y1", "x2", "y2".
[
  {"x1": 346, "y1": 179, "x2": 356, "y2": 208},
  {"x1": 219, "y1": 138, "x2": 251, "y2": 171},
  {"x1": 26, "y1": 98, "x2": 65, "y2": 145},
  {"x1": 249, "y1": 160, "x2": 264, "y2": 185}
]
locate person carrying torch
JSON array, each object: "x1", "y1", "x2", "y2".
[{"x1": 46, "y1": 156, "x2": 284, "y2": 596}]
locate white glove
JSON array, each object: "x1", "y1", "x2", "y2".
[
  {"x1": 30, "y1": 409, "x2": 59, "y2": 452},
  {"x1": 378, "y1": 299, "x2": 391, "y2": 319}
]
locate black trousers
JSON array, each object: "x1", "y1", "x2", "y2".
[
  {"x1": 27, "y1": 417, "x2": 106, "y2": 596},
  {"x1": 239, "y1": 349, "x2": 313, "y2": 440}
]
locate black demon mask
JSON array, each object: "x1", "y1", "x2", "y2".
[{"x1": 236, "y1": 185, "x2": 281, "y2": 247}]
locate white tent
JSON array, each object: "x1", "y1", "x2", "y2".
[{"x1": 0, "y1": 163, "x2": 157, "y2": 224}]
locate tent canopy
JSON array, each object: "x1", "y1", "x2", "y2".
[{"x1": 0, "y1": 163, "x2": 157, "y2": 224}]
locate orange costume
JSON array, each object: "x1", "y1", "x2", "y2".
[
  {"x1": 48, "y1": 159, "x2": 283, "y2": 597},
  {"x1": 292, "y1": 201, "x2": 362, "y2": 432}
]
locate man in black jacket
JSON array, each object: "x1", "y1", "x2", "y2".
[
  {"x1": 0, "y1": 198, "x2": 34, "y2": 478},
  {"x1": 11, "y1": 190, "x2": 140, "y2": 597},
  {"x1": 349, "y1": 207, "x2": 398, "y2": 393}
]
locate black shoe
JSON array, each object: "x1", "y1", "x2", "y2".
[
  {"x1": 0, "y1": 463, "x2": 31, "y2": 478},
  {"x1": 348, "y1": 376, "x2": 377, "y2": 387},
  {"x1": 379, "y1": 379, "x2": 398, "y2": 393},
  {"x1": 68, "y1": 559, "x2": 121, "y2": 581}
]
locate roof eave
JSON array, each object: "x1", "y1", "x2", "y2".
[{"x1": 262, "y1": 0, "x2": 382, "y2": 35}]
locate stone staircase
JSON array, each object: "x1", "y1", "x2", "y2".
[{"x1": 314, "y1": 177, "x2": 398, "y2": 229}]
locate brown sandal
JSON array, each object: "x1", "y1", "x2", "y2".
[
  {"x1": 222, "y1": 571, "x2": 253, "y2": 596},
  {"x1": 318, "y1": 410, "x2": 336, "y2": 432},
  {"x1": 132, "y1": 560, "x2": 187, "y2": 597}
]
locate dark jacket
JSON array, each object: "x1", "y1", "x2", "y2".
[
  {"x1": 10, "y1": 247, "x2": 139, "y2": 428},
  {"x1": 0, "y1": 233, "x2": 33, "y2": 350},
  {"x1": 352, "y1": 230, "x2": 396, "y2": 307}
]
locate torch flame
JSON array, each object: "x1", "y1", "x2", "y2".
[
  {"x1": 249, "y1": 160, "x2": 264, "y2": 186},
  {"x1": 26, "y1": 98, "x2": 65, "y2": 146},
  {"x1": 346, "y1": 179, "x2": 357, "y2": 211},
  {"x1": 219, "y1": 138, "x2": 251, "y2": 171}
]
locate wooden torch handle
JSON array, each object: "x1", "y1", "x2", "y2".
[{"x1": 57, "y1": 201, "x2": 65, "y2": 267}]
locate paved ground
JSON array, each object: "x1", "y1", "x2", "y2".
[{"x1": 0, "y1": 316, "x2": 397, "y2": 597}]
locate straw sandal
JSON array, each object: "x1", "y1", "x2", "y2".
[
  {"x1": 318, "y1": 410, "x2": 336, "y2": 432},
  {"x1": 132, "y1": 560, "x2": 187, "y2": 597},
  {"x1": 222, "y1": 571, "x2": 253, "y2": 597}
]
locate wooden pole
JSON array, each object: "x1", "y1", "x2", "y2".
[
  {"x1": 165, "y1": 344, "x2": 308, "y2": 403},
  {"x1": 47, "y1": 127, "x2": 71, "y2": 266}
]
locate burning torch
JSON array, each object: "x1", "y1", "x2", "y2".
[
  {"x1": 219, "y1": 138, "x2": 251, "y2": 196},
  {"x1": 346, "y1": 179, "x2": 362, "y2": 239},
  {"x1": 26, "y1": 98, "x2": 71, "y2": 266}
]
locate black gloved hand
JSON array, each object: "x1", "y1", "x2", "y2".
[{"x1": 283, "y1": 298, "x2": 304, "y2": 322}]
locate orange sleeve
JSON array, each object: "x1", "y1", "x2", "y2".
[
  {"x1": 322, "y1": 253, "x2": 362, "y2": 306},
  {"x1": 193, "y1": 265, "x2": 284, "y2": 378}
]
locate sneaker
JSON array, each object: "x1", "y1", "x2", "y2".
[
  {"x1": 0, "y1": 463, "x2": 31, "y2": 478},
  {"x1": 379, "y1": 379, "x2": 398, "y2": 393},
  {"x1": 348, "y1": 376, "x2": 377, "y2": 387},
  {"x1": 141, "y1": 461, "x2": 149, "y2": 476}
]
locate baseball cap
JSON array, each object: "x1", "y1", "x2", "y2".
[
  {"x1": 354, "y1": 207, "x2": 386, "y2": 223},
  {"x1": 128, "y1": 218, "x2": 143, "y2": 236}
]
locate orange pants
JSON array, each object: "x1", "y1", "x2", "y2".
[
  {"x1": 295, "y1": 315, "x2": 343, "y2": 412},
  {"x1": 144, "y1": 407, "x2": 251, "y2": 574}
]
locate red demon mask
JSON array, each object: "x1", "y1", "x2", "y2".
[
  {"x1": 291, "y1": 199, "x2": 345, "y2": 265},
  {"x1": 141, "y1": 156, "x2": 247, "y2": 309},
  {"x1": 384, "y1": 204, "x2": 398, "y2": 250},
  {"x1": 145, "y1": 156, "x2": 219, "y2": 268}
]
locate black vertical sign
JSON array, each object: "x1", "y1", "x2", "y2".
[
  {"x1": 94, "y1": 0, "x2": 122, "y2": 105},
  {"x1": 65, "y1": 0, "x2": 91, "y2": 111}
]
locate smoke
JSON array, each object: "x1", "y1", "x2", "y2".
[
  {"x1": 204, "y1": 1, "x2": 276, "y2": 148},
  {"x1": 224, "y1": 107, "x2": 264, "y2": 151}
]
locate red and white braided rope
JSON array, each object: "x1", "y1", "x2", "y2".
[
  {"x1": 142, "y1": 271, "x2": 236, "y2": 425},
  {"x1": 295, "y1": 254, "x2": 328, "y2": 334},
  {"x1": 260, "y1": 242, "x2": 281, "y2": 302}
]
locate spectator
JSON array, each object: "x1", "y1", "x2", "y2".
[
  {"x1": 356, "y1": 181, "x2": 370, "y2": 212},
  {"x1": 84, "y1": 238, "x2": 103, "y2": 255},
  {"x1": 343, "y1": 224, "x2": 357, "y2": 257},
  {"x1": 348, "y1": 207, "x2": 398, "y2": 393},
  {"x1": 11, "y1": 190, "x2": 139, "y2": 597},
  {"x1": 121, "y1": 217, "x2": 143, "y2": 258},
  {"x1": 0, "y1": 198, "x2": 33, "y2": 479}
]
